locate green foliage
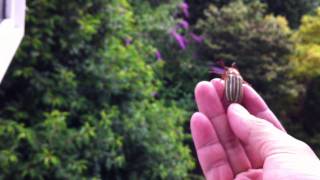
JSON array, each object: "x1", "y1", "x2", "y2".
[
  {"x1": 0, "y1": 0, "x2": 194, "y2": 179},
  {"x1": 284, "y1": 9, "x2": 320, "y2": 157},
  {"x1": 1, "y1": 0, "x2": 320, "y2": 178},
  {"x1": 121, "y1": 101, "x2": 193, "y2": 179},
  {"x1": 261, "y1": 0, "x2": 320, "y2": 28},
  {"x1": 291, "y1": 8, "x2": 320, "y2": 79},
  {"x1": 195, "y1": 1, "x2": 295, "y2": 115},
  {"x1": 187, "y1": 0, "x2": 320, "y2": 28}
]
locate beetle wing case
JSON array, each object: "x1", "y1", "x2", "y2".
[{"x1": 225, "y1": 74, "x2": 243, "y2": 103}]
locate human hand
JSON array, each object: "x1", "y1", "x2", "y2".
[{"x1": 190, "y1": 79, "x2": 320, "y2": 180}]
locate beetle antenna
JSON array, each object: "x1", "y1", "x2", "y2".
[{"x1": 231, "y1": 62, "x2": 237, "y2": 68}]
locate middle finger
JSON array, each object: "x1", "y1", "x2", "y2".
[{"x1": 195, "y1": 81, "x2": 251, "y2": 174}]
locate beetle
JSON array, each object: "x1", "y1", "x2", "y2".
[{"x1": 211, "y1": 62, "x2": 244, "y2": 103}]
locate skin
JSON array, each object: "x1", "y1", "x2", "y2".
[{"x1": 190, "y1": 78, "x2": 320, "y2": 180}]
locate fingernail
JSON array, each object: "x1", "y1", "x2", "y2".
[
  {"x1": 231, "y1": 103, "x2": 250, "y2": 116},
  {"x1": 232, "y1": 103, "x2": 242, "y2": 112}
]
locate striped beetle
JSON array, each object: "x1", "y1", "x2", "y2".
[{"x1": 211, "y1": 62, "x2": 244, "y2": 103}]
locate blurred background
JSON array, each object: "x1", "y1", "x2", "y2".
[{"x1": 0, "y1": 0, "x2": 320, "y2": 179}]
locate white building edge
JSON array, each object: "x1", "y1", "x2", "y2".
[{"x1": 0, "y1": 0, "x2": 26, "y2": 82}]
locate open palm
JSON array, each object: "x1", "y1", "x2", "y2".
[{"x1": 191, "y1": 79, "x2": 320, "y2": 180}]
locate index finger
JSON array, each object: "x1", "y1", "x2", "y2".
[{"x1": 195, "y1": 81, "x2": 251, "y2": 174}]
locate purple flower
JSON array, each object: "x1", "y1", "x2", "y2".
[
  {"x1": 190, "y1": 33, "x2": 204, "y2": 43},
  {"x1": 155, "y1": 50, "x2": 162, "y2": 60},
  {"x1": 178, "y1": 20, "x2": 189, "y2": 30},
  {"x1": 170, "y1": 30, "x2": 187, "y2": 49},
  {"x1": 180, "y1": 2, "x2": 190, "y2": 18},
  {"x1": 151, "y1": 92, "x2": 158, "y2": 97},
  {"x1": 125, "y1": 38, "x2": 132, "y2": 46}
]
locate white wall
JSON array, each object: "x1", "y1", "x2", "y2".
[{"x1": 0, "y1": 0, "x2": 26, "y2": 82}]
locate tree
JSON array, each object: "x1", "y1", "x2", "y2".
[
  {"x1": 288, "y1": 8, "x2": 320, "y2": 149},
  {"x1": 261, "y1": 0, "x2": 320, "y2": 28},
  {"x1": 0, "y1": 0, "x2": 194, "y2": 179},
  {"x1": 291, "y1": 8, "x2": 320, "y2": 79},
  {"x1": 195, "y1": 1, "x2": 295, "y2": 116},
  {"x1": 186, "y1": 0, "x2": 320, "y2": 28}
]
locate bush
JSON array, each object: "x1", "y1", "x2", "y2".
[
  {"x1": 195, "y1": 1, "x2": 296, "y2": 116},
  {"x1": 0, "y1": 0, "x2": 194, "y2": 179},
  {"x1": 287, "y1": 8, "x2": 320, "y2": 155},
  {"x1": 291, "y1": 8, "x2": 320, "y2": 80}
]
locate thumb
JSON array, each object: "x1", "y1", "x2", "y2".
[
  {"x1": 227, "y1": 103, "x2": 318, "y2": 168},
  {"x1": 227, "y1": 103, "x2": 284, "y2": 144}
]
